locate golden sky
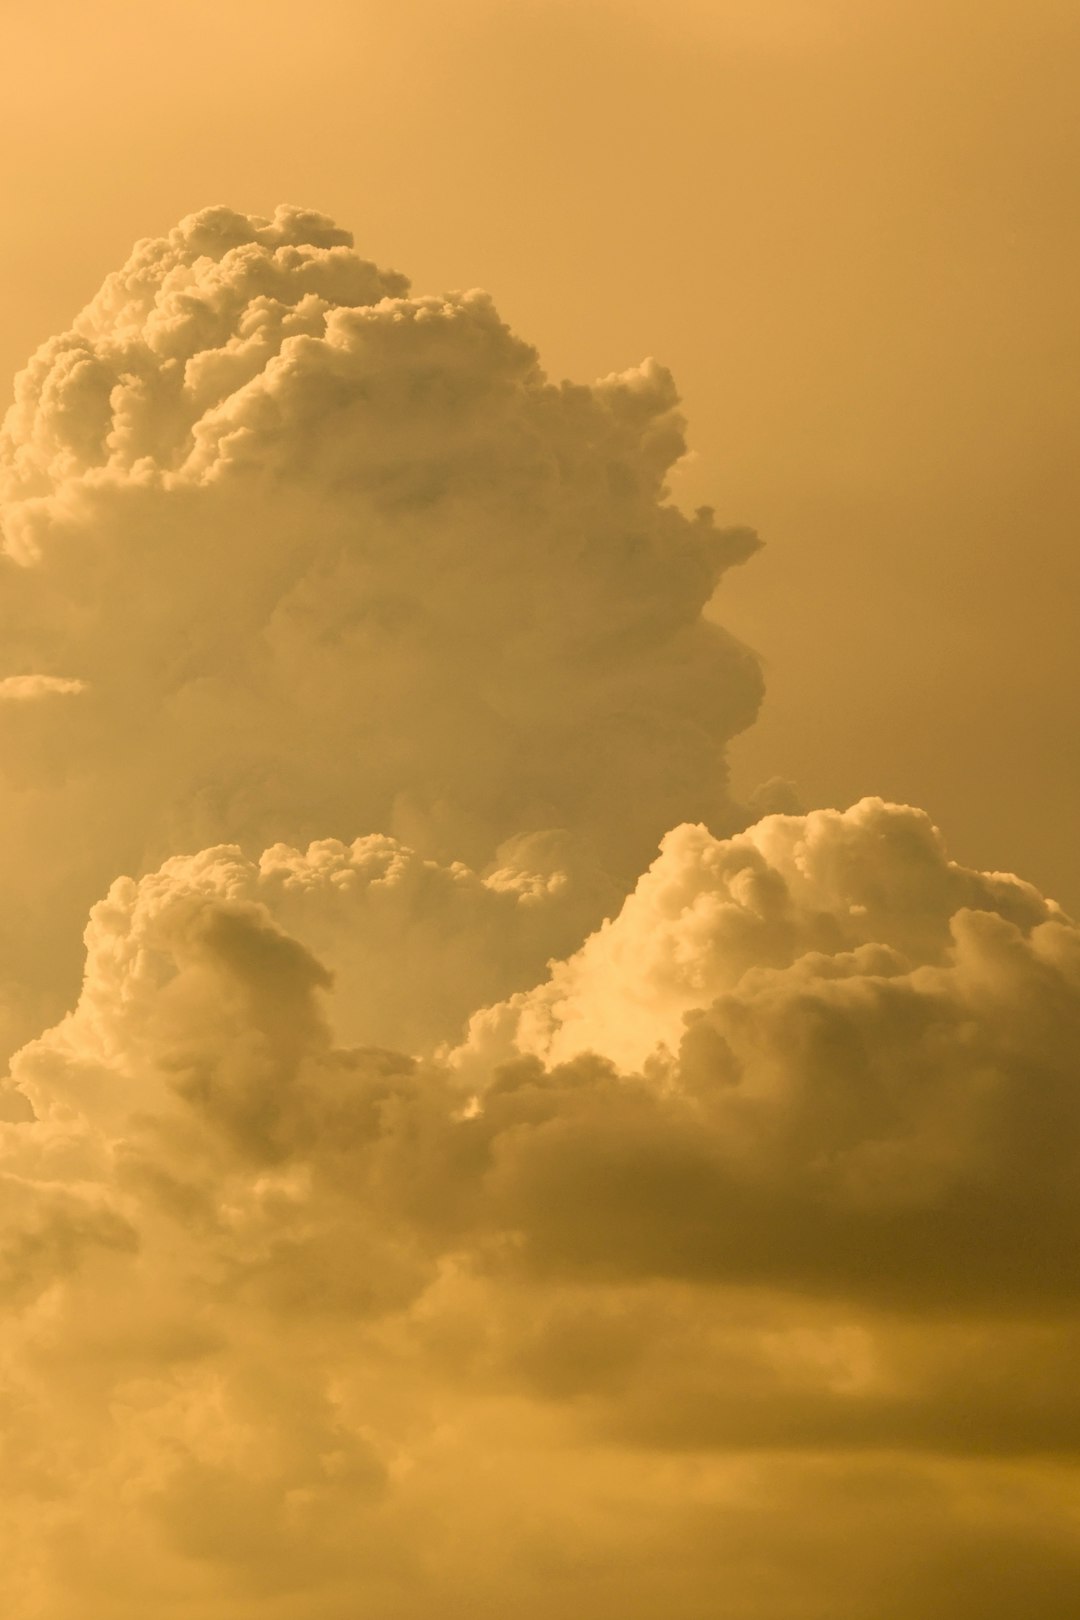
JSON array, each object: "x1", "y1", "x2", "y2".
[{"x1": 0, "y1": 2, "x2": 1078, "y2": 1615}]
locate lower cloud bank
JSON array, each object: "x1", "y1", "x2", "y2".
[{"x1": 1, "y1": 798, "x2": 1079, "y2": 1617}]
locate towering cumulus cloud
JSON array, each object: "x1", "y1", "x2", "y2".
[
  {"x1": 0, "y1": 204, "x2": 760, "y2": 1049},
  {"x1": 1, "y1": 210, "x2": 1078, "y2": 1619}
]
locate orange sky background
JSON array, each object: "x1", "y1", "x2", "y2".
[
  {"x1": 3, "y1": 7, "x2": 1080, "y2": 1615},
  {"x1": 1, "y1": 0, "x2": 1077, "y2": 904}
]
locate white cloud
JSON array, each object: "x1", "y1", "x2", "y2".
[
  {"x1": 0, "y1": 205, "x2": 761, "y2": 1060},
  {"x1": 0, "y1": 673, "x2": 85, "y2": 699},
  {"x1": 2, "y1": 208, "x2": 1078, "y2": 1618}
]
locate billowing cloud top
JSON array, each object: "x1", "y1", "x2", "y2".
[
  {"x1": 1, "y1": 210, "x2": 1078, "y2": 1619},
  {"x1": 1, "y1": 205, "x2": 394, "y2": 511}
]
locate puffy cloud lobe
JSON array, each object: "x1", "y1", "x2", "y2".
[
  {"x1": 453, "y1": 801, "x2": 1080, "y2": 1308},
  {"x1": 0, "y1": 205, "x2": 392, "y2": 510},
  {"x1": 437, "y1": 803, "x2": 1079, "y2": 1315},
  {"x1": 42, "y1": 831, "x2": 590, "y2": 1066},
  {"x1": 0, "y1": 205, "x2": 761, "y2": 1054},
  {"x1": 460, "y1": 796, "x2": 1059, "y2": 1073},
  {"x1": 4, "y1": 800, "x2": 1080, "y2": 1614}
]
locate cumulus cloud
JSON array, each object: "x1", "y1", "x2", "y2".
[
  {"x1": 459, "y1": 795, "x2": 1061, "y2": 1070},
  {"x1": 0, "y1": 203, "x2": 761, "y2": 1054},
  {"x1": 33, "y1": 830, "x2": 590, "y2": 1063},
  {"x1": 1, "y1": 208, "x2": 1078, "y2": 1617},
  {"x1": 455, "y1": 799, "x2": 1080, "y2": 1309},
  {"x1": 2, "y1": 795, "x2": 1079, "y2": 1615}
]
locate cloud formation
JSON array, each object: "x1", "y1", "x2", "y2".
[
  {"x1": 0, "y1": 205, "x2": 762, "y2": 1054},
  {"x1": 3, "y1": 794, "x2": 1080, "y2": 1615},
  {"x1": 457, "y1": 798, "x2": 1080, "y2": 1308},
  {"x1": 1, "y1": 209, "x2": 1077, "y2": 1617}
]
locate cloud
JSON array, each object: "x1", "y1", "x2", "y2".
[
  {"x1": 0, "y1": 203, "x2": 761, "y2": 1056},
  {"x1": 0, "y1": 674, "x2": 86, "y2": 700},
  {"x1": 451, "y1": 799, "x2": 1080, "y2": 1307},
  {"x1": 2, "y1": 796, "x2": 1080, "y2": 1614},
  {"x1": 1, "y1": 208, "x2": 1078, "y2": 1617},
  {"x1": 29, "y1": 830, "x2": 594, "y2": 1065},
  {"x1": 458, "y1": 795, "x2": 1059, "y2": 1071}
]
